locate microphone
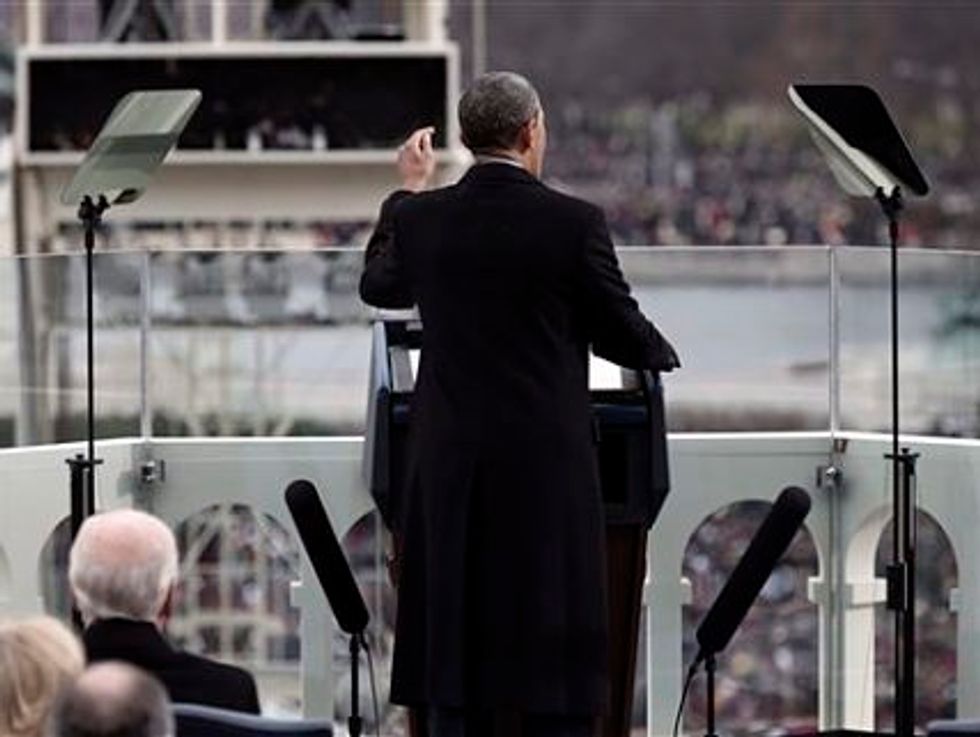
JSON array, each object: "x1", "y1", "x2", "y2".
[
  {"x1": 285, "y1": 479, "x2": 369, "y2": 635},
  {"x1": 694, "y1": 485, "x2": 811, "y2": 661}
]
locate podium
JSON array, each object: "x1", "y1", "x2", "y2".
[{"x1": 363, "y1": 319, "x2": 670, "y2": 737}]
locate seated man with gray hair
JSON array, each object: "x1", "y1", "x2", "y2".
[
  {"x1": 47, "y1": 662, "x2": 174, "y2": 737},
  {"x1": 69, "y1": 509, "x2": 260, "y2": 713}
]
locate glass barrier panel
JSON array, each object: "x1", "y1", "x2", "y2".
[
  {"x1": 619, "y1": 247, "x2": 831, "y2": 432},
  {"x1": 2, "y1": 246, "x2": 848, "y2": 444},
  {"x1": 8, "y1": 252, "x2": 144, "y2": 447},
  {"x1": 147, "y1": 249, "x2": 372, "y2": 438},
  {"x1": 837, "y1": 248, "x2": 980, "y2": 438},
  {"x1": 0, "y1": 256, "x2": 18, "y2": 447}
]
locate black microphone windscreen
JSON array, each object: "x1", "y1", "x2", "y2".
[
  {"x1": 695, "y1": 486, "x2": 811, "y2": 658},
  {"x1": 285, "y1": 479, "x2": 370, "y2": 635}
]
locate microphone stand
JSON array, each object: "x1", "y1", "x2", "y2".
[{"x1": 876, "y1": 185, "x2": 920, "y2": 737}]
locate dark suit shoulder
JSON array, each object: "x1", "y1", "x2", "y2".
[
  {"x1": 495, "y1": 179, "x2": 604, "y2": 234},
  {"x1": 176, "y1": 649, "x2": 253, "y2": 681},
  {"x1": 175, "y1": 650, "x2": 256, "y2": 690},
  {"x1": 169, "y1": 651, "x2": 261, "y2": 713},
  {"x1": 538, "y1": 183, "x2": 604, "y2": 222},
  {"x1": 390, "y1": 183, "x2": 458, "y2": 218},
  {"x1": 390, "y1": 173, "x2": 604, "y2": 254},
  {"x1": 83, "y1": 619, "x2": 260, "y2": 714}
]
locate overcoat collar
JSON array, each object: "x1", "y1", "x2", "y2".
[
  {"x1": 461, "y1": 161, "x2": 541, "y2": 187},
  {"x1": 84, "y1": 617, "x2": 177, "y2": 660}
]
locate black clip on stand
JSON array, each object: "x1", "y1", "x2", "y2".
[
  {"x1": 703, "y1": 654, "x2": 717, "y2": 737},
  {"x1": 67, "y1": 195, "x2": 109, "y2": 545},
  {"x1": 876, "y1": 185, "x2": 920, "y2": 737},
  {"x1": 349, "y1": 631, "x2": 366, "y2": 737}
]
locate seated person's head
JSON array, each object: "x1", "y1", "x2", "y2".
[
  {"x1": 69, "y1": 510, "x2": 179, "y2": 628},
  {"x1": 47, "y1": 662, "x2": 173, "y2": 737},
  {"x1": 0, "y1": 616, "x2": 85, "y2": 737}
]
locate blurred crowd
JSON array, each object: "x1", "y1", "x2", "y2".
[
  {"x1": 547, "y1": 95, "x2": 980, "y2": 249},
  {"x1": 681, "y1": 502, "x2": 957, "y2": 736},
  {"x1": 682, "y1": 501, "x2": 820, "y2": 736}
]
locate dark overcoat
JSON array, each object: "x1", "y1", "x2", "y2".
[
  {"x1": 359, "y1": 162, "x2": 678, "y2": 717},
  {"x1": 84, "y1": 618, "x2": 261, "y2": 713}
]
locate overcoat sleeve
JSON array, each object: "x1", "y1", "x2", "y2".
[
  {"x1": 359, "y1": 190, "x2": 415, "y2": 309},
  {"x1": 580, "y1": 205, "x2": 681, "y2": 371}
]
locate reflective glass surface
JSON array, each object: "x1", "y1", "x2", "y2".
[{"x1": 837, "y1": 247, "x2": 980, "y2": 437}]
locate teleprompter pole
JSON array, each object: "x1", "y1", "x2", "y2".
[
  {"x1": 67, "y1": 195, "x2": 108, "y2": 543},
  {"x1": 876, "y1": 186, "x2": 918, "y2": 737}
]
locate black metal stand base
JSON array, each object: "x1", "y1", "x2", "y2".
[
  {"x1": 67, "y1": 454, "x2": 103, "y2": 539},
  {"x1": 885, "y1": 448, "x2": 919, "y2": 737}
]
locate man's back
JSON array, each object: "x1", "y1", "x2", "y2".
[
  {"x1": 362, "y1": 162, "x2": 676, "y2": 717},
  {"x1": 365, "y1": 162, "x2": 675, "y2": 440},
  {"x1": 84, "y1": 619, "x2": 260, "y2": 714},
  {"x1": 361, "y1": 72, "x2": 678, "y2": 734},
  {"x1": 393, "y1": 163, "x2": 597, "y2": 437}
]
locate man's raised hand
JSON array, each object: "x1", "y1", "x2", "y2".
[{"x1": 398, "y1": 127, "x2": 436, "y2": 193}]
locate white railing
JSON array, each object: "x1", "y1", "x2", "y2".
[
  {"x1": 0, "y1": 436, "x2": 371, "y2": 719},
  {"x1": 3, "y1": 430, "x2": 979, "y2": 735}
]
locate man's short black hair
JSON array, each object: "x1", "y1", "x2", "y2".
[{"x1": 458, "y1": 71, "x2": 541, "y2": 154}]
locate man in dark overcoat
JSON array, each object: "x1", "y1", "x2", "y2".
[{"x1": 360, "y1": 72, "x2": 679, "y2": 737}]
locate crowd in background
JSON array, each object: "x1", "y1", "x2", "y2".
[
  {"x1": 680, "y1": 503, "x2": 958, "y2": 736},
  {"x1": 39, "y1": 92, "x2": 979, "y2": 252},
  {"x1": 546, "y1": 95, "x2": 980, "y2": 249}
]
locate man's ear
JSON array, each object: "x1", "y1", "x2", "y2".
[
  {"x1": 157, "y1": 582, "x2": 175, "y2": 629},
  {"x1": 70, "y1": 591, "x2": 89, "y2": 628},
  {"x1": 516, "y1": 117, "x2": 536, "y2": 153}
]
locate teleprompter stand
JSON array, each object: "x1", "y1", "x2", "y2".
[
  {"x1": 66, "y1": 195, "x2": 110, "y2": 542},
  {"x1": 876, "y1": 185, "x2": 920, "y2": 737},
  {"x1": 60, "y1": 89, "x2": 201, "y2": 544},
  {"x1": 789, "y1": 83, "x2": 929, "y2": 737}
]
